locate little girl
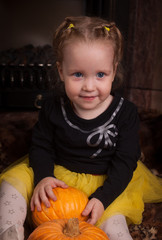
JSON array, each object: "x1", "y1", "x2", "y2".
[{"x1": 0, "y1": 16, "x2": 162, "y2": 240}]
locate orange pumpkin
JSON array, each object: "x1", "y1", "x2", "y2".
[
  {"x1": 32, "y1": 187, "x2": 89, "y2": 226},
  {"x1": 28, "y1": 218, "x2": 109, "y2": 240}
]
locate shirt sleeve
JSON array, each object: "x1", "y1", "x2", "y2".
[
  {"x1": 89, "y1": 103, "x2": 141, "y2": 209},
  {"x1": 29, "y1": 99, "x2": 56, "y2": 186}
]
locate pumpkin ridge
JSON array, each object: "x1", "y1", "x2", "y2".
[
  {"x1": 32, "y1": 210, "x2": 51, "y2": 226},
  {"x1": 50, "y1": 200, "x2": 63, "y2": 219},
  {"x1": 52, "y1": 188, "x2": 68, "y2": 219}
]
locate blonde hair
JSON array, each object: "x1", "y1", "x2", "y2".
[{"x1": 53, "y1": 16, "x2": 124, "y2": 91}]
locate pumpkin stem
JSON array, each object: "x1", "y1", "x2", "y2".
[{"x1": 63, "y1": 218, "x2": 81, "y2": 237}]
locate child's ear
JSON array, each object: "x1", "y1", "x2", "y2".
[
  {"x1": 114, "y1": 62, "x2": 118, "y2": 72},
  {"x1": 112, "y1": 62, "x2": 118, "y2": 81},
  {"x1": 56, "y1": 61, "x2": 64, "y2": 81}
]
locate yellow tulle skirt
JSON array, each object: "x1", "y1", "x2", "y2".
[{"x1": 0, "y1": 155, "x2": 162, "y2": 227}]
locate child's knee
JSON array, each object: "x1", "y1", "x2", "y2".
[
  {"x1": 0, "y1": 180, "x2": 27, "y2": 235},
  {"x1": 100, "y1": 214, "x2": 133, "y2": 240},
  {"x1": 0, "y1": 224, "x2": 24, "y2": 240}
]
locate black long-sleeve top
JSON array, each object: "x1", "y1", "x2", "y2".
[{"x1": 29, "y1": 94, "x2": 141, "y2": 209}]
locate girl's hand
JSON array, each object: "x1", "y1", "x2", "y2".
[
  {"x1": 30, "y1": 177, "x2": 68, "y2": 212},
  {"x1": 82, "y1": 198, "x2": 104, "y2": 225}
]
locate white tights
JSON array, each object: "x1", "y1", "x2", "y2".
[
  {"x1": 0, "y1": 181, "x2": 133, "y2": 240},
  {"x1": 100, "y1": 214, "x2": 133, "y2": 240},
  {"x1": 0, "y1": 181, "x2": 27, "y2": 240}
]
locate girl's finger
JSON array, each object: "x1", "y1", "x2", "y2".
[
  {"x1": 33, "y1": 193, "x2": 42, "y2": 212},
  {"x1": 30, "y1": 196, "x2": 34, "y2": 211},
  {"x1": 39, "y1": 187, "x2": 51, "y2": 208},
  {"x1": 52, "y1": 179, "x2": 68, "y2": 188},
  {"x1": 45, "y1": 185, "x2": 57, "y2": 202},
  {"x1": 87, "y1": 210, "x2": 97, "y2": 225},
  {"x1": 82, "y1": 201, "x2": 92, "y2": 216}
]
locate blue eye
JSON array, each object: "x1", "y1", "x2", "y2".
[
  {"x1": 97, "y1": 72, "x2": 105, "y2": 78},
  {"x1": 74, "y1": 72, "x2": 83, "y2": 78}
]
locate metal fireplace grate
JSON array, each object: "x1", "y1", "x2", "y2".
[{"x1": 0, "y1": 45, "x2": 56, "y2": 110}]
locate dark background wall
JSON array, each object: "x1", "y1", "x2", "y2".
[
  {"x1": 125, "y1": 0, "x2": 162, "y2": 113},
  {"x1": 0, "y1": 0, "x2": 85, "y2": 51}
]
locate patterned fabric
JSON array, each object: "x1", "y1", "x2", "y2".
[{"x1": 0, "y1": 181, "x2": 26, "y2": 239}]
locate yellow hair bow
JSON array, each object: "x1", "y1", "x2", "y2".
[
  {"x1": 104, "y1": 26, "x2": 110, "y2": 32},
  {"x1": 68, "y1": 23, "x2": 75, "y2": 29}
]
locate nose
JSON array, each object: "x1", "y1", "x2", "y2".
[{"x1": 82, "y1": 77, "x2": 95, "y2": 91}]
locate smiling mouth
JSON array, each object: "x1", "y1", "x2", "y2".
[{"x1": 80, "y1": 96, "x2": 96, "y2": 100}]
